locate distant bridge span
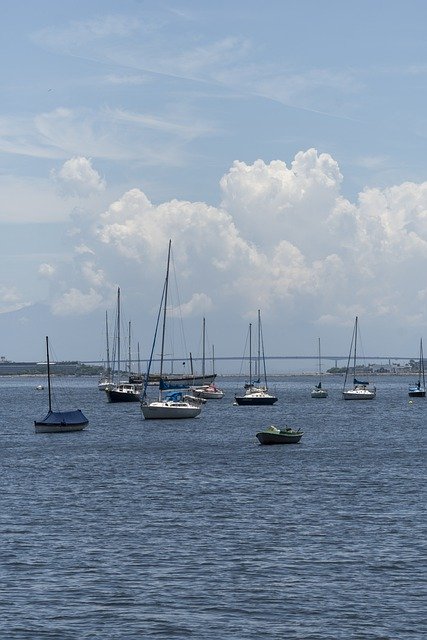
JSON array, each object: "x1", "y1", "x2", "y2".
[{"x1": 82, "y1": 355, "x2": 414, "y2": 365}]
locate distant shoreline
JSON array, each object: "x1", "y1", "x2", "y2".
[{"x1": 0, "y1": 371, "x2": 419, "y2": 378}]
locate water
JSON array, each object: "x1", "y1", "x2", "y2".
[{"x1": 0, "y1": 375, "x2": 425, "y2": 639}]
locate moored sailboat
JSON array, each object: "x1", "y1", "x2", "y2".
[
  {"x1": 342, "y1": 316, "x2": 376, "y2": 400},
  {"x1": 105, "y1": 288, "x2": 140, "y2": 403},
  {"x1": 191, "y1": 319, "x2": 224, "y2": 400},
  {"x1": 235, "y1": 310, "x2": 278, "y2": 406},
  {"x1": 311, "y1": 337, "x2": 328, "y2": 398},
  {"x1": 98, "y1": 310, "x2": 114, "y2": 391},
  {"x1": 141, "y1": 240, "x2": 202, "y2": 420},
  {"x1": 34, "y1": 336, "x2": 89, "y2": 433},
  {"x1": 408, "y1": 338, "x2": 425, "y2": 398}
]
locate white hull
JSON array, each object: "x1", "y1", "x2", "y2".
[
  {"x1": 98, "y1": 380, "x2": 114, "y2": 391},
  {"x1": 35, "y1": 423, "x2": 87, "y2": 433},
  {"x1": 141, "y1": 401, "x2": 202, "y2": 419},
  {"x1": 191, "y1": 385, "x2": 224, "y2": 399},
  {"x1": 311, "y1": 388, "x2": 328, "y2": 398},
  {"x1": 342, "y1": 387, "x2": 376, "y2": 400}
]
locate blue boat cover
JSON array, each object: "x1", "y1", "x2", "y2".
[
  {"x1": 35, "y1": 409, "x2": 88, "y2": 425},
  {"x1": 354, "y1": 378, "x2": 369, "y2": 386},
  {"x1": 164, "y1": 391, "x2": 183, "y2": 401}
]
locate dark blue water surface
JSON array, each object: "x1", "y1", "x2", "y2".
[{"x1": 0, "y1": 375, "x2": 425, "y2": 639}]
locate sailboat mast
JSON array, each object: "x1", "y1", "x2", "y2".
[
  {"x1": 46, "y1": 336, "x2": 52, "y2": 413},
  {"x1": 117, "y1": 287, "x2": 121, "y2": 382},
  {"x1": 128, "y1": 320, "x2": 131, "y2": 375},
  {"x1": 421, "y1": 338, "x2": 425, "y2": 388},
  {"x1": 257, "y1": 309, "x2": 261, "y2": 380},
  {"x1": 159, "y1": 240, "x2": 172, "y2": 399},
  {"x1": 353, "y1": 316, "x2": 358, "y2": 379},
  {"x1": 259, "y1": 312, "x2": 269, "y2": 389},
  {"x1": 249, "y1": 322, "x2": 252, "y2": 387},
  {"x1": 318, "y1": 337, "x2": 322, "y2": 377},
  {"x1": 202, "y1": 317, "x2": 206, "y2": 379},
  {"x1": 105, "y1": 310, "x2": 110, "y2": 376}
]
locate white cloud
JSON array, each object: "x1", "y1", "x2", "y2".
[
  {"x1": 51, "y1": 287, "x2": 103, "y2": 316},
  {"x1": 0, "y1": 106, "x2": 212, "y2": 165},
  {"x1": 38, "y1": 263, "x2": 55, "y2": 278},
  {"x1": 20, "y1": 148, "x2": 427, "y2": 361},
  {"x1": 219, "y1": 150, "x2": 342, "y2": 256},
  {"x1": 171, "y1": 293, "x2": 213, "y2": 318},
  {"x1": 75, "y1": 244, "x2": 95, "y2": 255},
  {"x1": 52, "y1": 156, "x2": 106, "y2": 197},
  {"x1": 0, "y1": 286, "x2": 31, "y2": 313}
]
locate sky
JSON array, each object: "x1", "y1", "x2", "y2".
[{"x1": 2, "y1": 0, "x2": 427, "y2": 370}]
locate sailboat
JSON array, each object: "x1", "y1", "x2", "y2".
[
  {"x1": 34, "y1": 336, "x2": 89, "y2": 433},
  {"x1": 311, "y1": 337, "x2": 328, "y2": 398},
  {"x1": 408, "y1": 338, "x2": 425, "y2": 398},
  {"x1": 105, "y1": 288, "x2": 140, "y2": 403},
  {"x1": 98, "y1": 310, "x2": 114, "y2": 391},
  {"x1": 342, "y1": 316, "x2": 376, "y2": 400},
  {"x1": 191, "y1": 318, "x2": 224, "y2": 400},
  {"x1": 234, "y1": 310, "x2": 278, "y2": 406},
  {"x1": 141, "y1": 240, "x2": 202, "y2": 419}
]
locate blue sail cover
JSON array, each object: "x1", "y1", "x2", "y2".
[
  {"x1": 159, "y1": 378, "x2": 190, "y2": 390},
  {"x1": 34, "y1": 409, "x2": 89, "y2": 426},
  {"x1": 164, "y1": 391, "x2": 183, "y2": 402},
  {"x1": 354, "y1": 378, "x2": 369, "y2": 386}
]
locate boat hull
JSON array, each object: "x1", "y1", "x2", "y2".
[
  {"x1": 235, "y1": 395, "x2": 277, "y2": 406},
  {"x1": 191, "y1": 385, "x2": 224, "y2": 399},
  {"x1": 311, "y1": 389, "x2": 328, "y2": 398},
  {"x1": 256, "y1": 429, "x2": 303, "y2": 444},
  {"x1": 98, "y1": 381, "x2": 114, "y2": 391},
  {"x1": 408, "y1": 390, "x2": 426, "y2": 397},
  {"x1": 35, "y1": 422, "x2": 87, "y2": 433},
  {"x1": 105, "y1": 385, "x2": 140, "y2": 403},
  {"x1": 131, "y1": 373, "x2": 216, "y2": 387},
  {"x1": 141, "y1": 401, "x2": 201, "y2": 419},
  {"x1": 34, "y1": 409, "x2": 88, "y2": 433},
  {"x1": 342, "y1": 388, "x2": 376, "y2": 400}
]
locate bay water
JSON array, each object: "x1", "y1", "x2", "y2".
[{"x1": 0, "y1": 375, "x2": 425, "y2": 639}]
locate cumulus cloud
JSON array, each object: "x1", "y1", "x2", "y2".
[
  {"x1": 0, "y1": 286, "x2": 31, "y2": 313},
  {"x1": 52, "y1": 156, "x2": 106, "y2": 197},
  {"x1": 170, "y1": 293, "x2": 213, "y2": 318},
  {"x1": 38, "y1": 263, "x2": 56, "y2": 278},
  {"x1": 35, "y1": 149, "x2": 427, "y2": 360},
  {"x1": 51, "y1": 287, "x2": 103, "y2": 316},
  {"x1": 219, "y1": 150, "x2": 342, "y2": 255}
]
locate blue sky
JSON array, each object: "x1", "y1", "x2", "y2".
[{"x1": 2, "y1": 0, "x2": 427, "y2": 367}]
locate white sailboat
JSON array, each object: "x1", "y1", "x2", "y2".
[
  {"x1": 342, "y1": 316, "x2": 376, "y2": 400},
  {"x1": 311, "y1": 337, "x2": 328, "y2": 398},
  {"x1": 141, "y1": 240, "x2": 202, "y2": 420},
  {"x1": 191, "y1": 318, "x2": 224, "y2": 399},
  {"x1": 98, "y1": 310, "x2": 114, "y2": 391},
  {"x1": 235, "y1": 310, "x2": 278, "y2": 406},
  {"x1": 408, "y1": 338, "x2": 426, "y2": 398}
]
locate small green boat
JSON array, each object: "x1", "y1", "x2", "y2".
[{"x1": 256, "y1": 425, "x2": 303, "y2": 445}]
